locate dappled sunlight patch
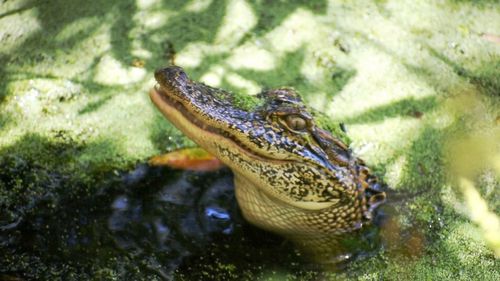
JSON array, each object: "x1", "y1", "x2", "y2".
[
  {"x1": 300, "y1": 47, "x2": 353, "y2": 86},
  {"x1": 1, "y1": 78, "x2": 82, "y2": 128},
  {"x1": 136, "y1": 0, "x2": 161, "y2": 10},
  {"x1": 140, "y1": 10, "x2": 169, "y2": 29},
  {"x1": 329, "y1": 48, "x2": 437, "y2": 120},
  {"x1": 304, "y1": 90, "x2": 330, "y2": 111},
  {"x1": 130, "y1": 47, "x2": 153, "y2": 61},
  {"x1": 200, "y1": 64, "x2": 226, "y2": 87},
  {"x1": 94, "y1": 54, "x2": 147, "y2": 85},
  {"x1": 175, "y1": 42, "x2": 219, "y2": 67},
  {"x1": 337, "y1": 2, "x2": 419, "y2": 58},
  {"x1": 214, "y1": 0, "x2": 256, "y2": 45},
  {"x1": 264, "y1": 9, "x2": 320, "y2": 53},
  {"x1": 428, "y1": 107, "x2": 455, "y2": 130},
  {"x1": 227, "y1": 45, "x2": 276, "y2": 71},
  {"x1": 347, "y1": 117, "x2": 423, "y2": 165},
  {"x1": 168, "y1": 4, "x2": 340, "y2": 102},
  {"x1": 385, "y1": 1, "x2": 448, "y2": 37},
  {"x1": 175, "y1": 6, "x2": 326, "y2": 87},
  {"x1": 185, "y1": 0, "x2": 213, "y2": 13},
  {"x1": 75, "y1": 87, "x2": 166, "y2": 160},
  {"x1": 225, "y1": 72, "x2": 260, "y2": 96},
  {"x1": 3, "y1": 23, "x2": 112, "y2": 80},
  {"x1": 13, "y1": 84, "x2": 43, "y2": 117},
  {"x1": 0, "y1": 5, "x2": 40, "y2": 53},
  {"x1": 0, "y1": 77, "x2": 162, "y2": 164},
  {"x1": 384, "y1": 155, "x2": 408, "y2": 189},
  {"x1": 134, "y1": 0, "x2": 171, "y2": 31},
  {"x1": 132, "y1": 0, "x2": 173, "y2": 29}
]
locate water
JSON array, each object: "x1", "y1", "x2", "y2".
[{"x1": 0, "y1": 163, "x2": 312, "y2": 280}]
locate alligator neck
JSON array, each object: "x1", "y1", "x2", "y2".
[{"x1": 233, "y1": 174, "x2": 355, "y2": 264}]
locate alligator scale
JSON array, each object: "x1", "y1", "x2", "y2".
[{"x1": 150, "y1": 66, "x2": 386, "y2": 263}]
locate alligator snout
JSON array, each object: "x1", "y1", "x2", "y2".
[{"x1": 155, "y1": 66, "x2": 188, "y2": 87}]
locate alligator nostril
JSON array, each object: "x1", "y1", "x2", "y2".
[
  {"x1": 164, "y1": 66, "x2": 187, "y2": 81},
  {"x1": 154, "y1": 66, "x2": 188, "y2": 84},
  {"x1": 173, "y1": 67, "x2": 188, "y2": 82}
]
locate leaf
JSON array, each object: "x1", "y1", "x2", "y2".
[{"x1": 149, "y1": 147, "x2": 224, "y2": 171}]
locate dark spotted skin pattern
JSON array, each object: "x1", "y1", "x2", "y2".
[{"x1": 150, "y1": 66, "x2": 386, "y2": 263}]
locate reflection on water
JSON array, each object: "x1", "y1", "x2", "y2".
[
  {"x1": 1, "y1": 163, "x2": 312, "y2": 280},
  {"x1": 107, "y1": 164, "x2": 242, "y2": 277}
]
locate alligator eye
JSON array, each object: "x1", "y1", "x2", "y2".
[{"x1": 284, "y1": 115, "x2": 307, "y2": 131}]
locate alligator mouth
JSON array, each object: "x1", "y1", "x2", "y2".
[
  {"x1": 152, "y1": 84, "x2": 219, "y2": 134},
  {"x1": 150, "y1": 84, "x2": 280, "y2": 163}
]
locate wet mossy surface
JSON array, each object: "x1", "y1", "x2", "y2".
[{"x1": 1, "y1": 0, "x2": 500, "y2": 280}]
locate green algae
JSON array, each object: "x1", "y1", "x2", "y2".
[
  {"x1": 1, "y1": 0, "x2": 499, "y2": 280},
  {"x1": 232, "y1": 91, "x2": 264, "y2": 111}
]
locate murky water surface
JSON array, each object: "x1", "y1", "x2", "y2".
[{"x1": 1, "y1": 164, "x2": 322, "y2": 280}]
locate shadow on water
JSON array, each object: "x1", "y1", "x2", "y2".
[
  {"x1": 247, "y1": 0, "x2": 327, "y2": 37},
  {"x1": 153, "y1": 0, "x2": 227, "y2": 51},
  {"x1": 218, "y1": 49, "x2": 308, "y2": 92},
  {"x1": 343, "y1": 96, "x2": 438, "y2": 124},
  {"x1": 425, "y1": 46, "x2": 500, "y2": 98}
]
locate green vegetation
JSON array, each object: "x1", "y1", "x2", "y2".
[{"x1": 0, "y1": 0, "x2": 499, "y2": 280}]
